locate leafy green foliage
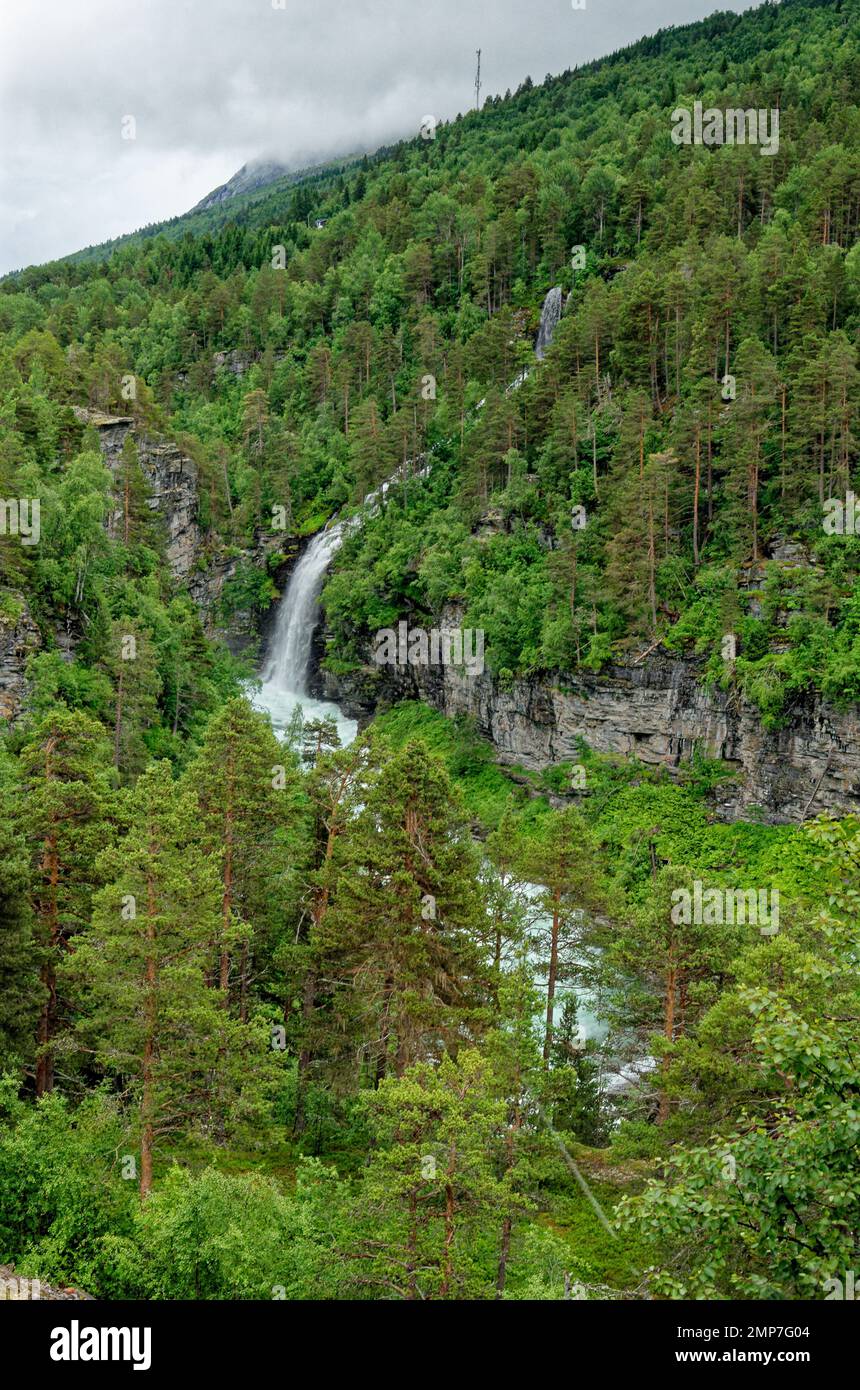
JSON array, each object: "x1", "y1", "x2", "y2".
[{"x1": 0, "y1": 0, "x2": 857, "y2": 1303}]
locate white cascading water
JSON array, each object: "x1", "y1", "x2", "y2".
[
  {"x1": 254, "y1": 296, "x2": 564, "y2": 748},
  {"x1": 254, "y1": 517, "x2": 358, "y2": 746},
  {"x1": 253, "y1": 468, "x2": 420, "y2": 745},
  {"x1": 252, "y1": 293, "x2": 617, "y2": 1057},
  {"x1": 535, "y1": 285, "x2": 564, "y2": 360}
]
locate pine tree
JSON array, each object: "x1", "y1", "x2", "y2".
[
  {"x1": 286, "y1": 733, "x2": 375, "y2": 1128},
  {"x1": 241, "y1": 388, "x2": 270, "y2": 458},
  {"x1": 301, "y1": 716, "x2": 340, "y2": 768},
  {"x1": 483, "y1": 964, "x2": 546, "y2": 1297},
  {"x1": 547, "y1": 995, "x2": 604, "y2": 1145},
  {"x1": 183, "y1": 696, "x2": 305, "y2": 1014},
  {"x1": 315, "y1": 739, "x2": 490, "y2": 1081},
  {"x1": 17, "y1": 710, "x2": 115, "y2": 1095},
  {"x1": 353, "y1": 1050, "x2": 512, "y2": 1299},
  {"x1": 0, "y1": 771, "x2": 40, "y2": 1063},
  {"x1": 605, "y1": 447, "x2": 674, "y2": 635},
  {"x1": 102, "y1": 618, "x2": 161, "y2": 777},
  {"x1": 484, "y1": 803, "x2": 530, "y2": 973},
  {"x1": 720, "y1": 336, "x2": 778, "y2": 562},
  {"x1": 520, "y1": 806, "x2": 607, "y2": 1064},
  {"x1": 66, "y1": 761, "x2": 271, "y2": 1196},
  {"x1": 602, "y1": 861, "x2": 745, "y2": 1127},
  {"x1": 116, "y1": 433, "x2": 154, "y2": 550}
]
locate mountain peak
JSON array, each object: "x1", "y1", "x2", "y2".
[{"x1": 190, "y1": 158, "x2": 292, "y2": 213}]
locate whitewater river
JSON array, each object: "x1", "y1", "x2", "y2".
[
  {"x1": 250, "y1": 524, "x2": 608, "y2": 1051},
  {"x1": 251, "y1": 288, "x2": 619, "y2": 1053}
]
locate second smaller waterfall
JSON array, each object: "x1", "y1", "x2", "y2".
[{"x1": 535, "y1": 286, "x2": 564, "y2": 360}]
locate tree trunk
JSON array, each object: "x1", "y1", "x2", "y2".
[
  {"x1": 496, "y1": 1216, "x2": 512, "y2": 1299},
  {"x1": 495, "y1": 1101, "x2": 521, "y2": 1299},
  {"x1": 294, "y1": 968, "x2": 317, "y2": 1135},
  {"x1": 657, "y1": 947, "x2": 676, "y2": 1127},
  {"x1": 780, "y1": 385, "x2": 787, "y2": 500},
  {"x1": 406, "y1": 1188, "x2": 419, "y2": 1301},
  {"x1": 140, "y1": 858, "x2": 158, "y2": 1198},
  {"x1": 647, "y1": 491, "x2": 657, "y2": 631},
  {"x1": 238, "y1": 940, "x2": 249, "y2": 1023},
  {"x1": 439, "y1": 1144, "x2": 457, "y2": 1297},
  {"x1": 693, "y1": 426, "x2": 701, "y2": 567},
  {"x1": 35, "y1": 742, "x2": 60, "y2": 1097},
  {"x1": 376, "y1": 977, "x2": 393, "y2": 1087},
  {"x1": 113, "y1": 667, "x2": 124, "y2": 769},
  {"x1": 543, "y1": 893, "x2": 561, "y2": 1064},
  {"x1": 35, "y1": 961, "x2": 56, "y2": 1097},
  {"x1": 219, "y1": 750, "x2": 235, "y2": 996}
]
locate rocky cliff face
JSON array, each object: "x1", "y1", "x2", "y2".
[
  {"x1": 324, "y1": 608, "x2": 860, "y2": 826},
  {"x1": 74, "y1": 409, "x2": 290, "y2": 648},
  {"x1": 0, "y1": 413, "x2": 295, "y2": 725},
  {"x1": 10, "y1": 410, "x2": 859, "y2": 826},
  {"x1": 0, "y1": 596, "x2": 41, "y2": 724},
  {"x1": 73, "y1": 409, "x2": 203, "y2": 586},
  {"x1": 190, "y1": 158, "x2": 291, "y2": 213}
]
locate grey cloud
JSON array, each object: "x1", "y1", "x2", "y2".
[{"x1": 0, "y1": 0, "x2": 746, "y2": 274}]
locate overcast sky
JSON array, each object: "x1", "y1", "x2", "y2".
[{"x1": 0, "y1": 0, "x2": 752, "y2": 275}]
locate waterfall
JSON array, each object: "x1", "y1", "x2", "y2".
[
  {"x1": 254, "y1": 281, "x2": 559, "y2": 745},
  {"x1": 261, "y1": 522, "x2": 347, "y2": 695},
  {"x1": 253, "y1": 468, "x2": 423, "y2": 745},
  {"x1": 255, "y1": 518, "x2": 357, "y2": 746},
  {"x1": 534, "y1": 285, "x2": 563, "y2": 360}
]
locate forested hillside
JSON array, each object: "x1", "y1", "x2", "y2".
[{"x1": 0, "y1": 0, "x2": 858, "y2": 1302}]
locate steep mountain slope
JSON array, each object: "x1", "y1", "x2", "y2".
[
  {"x1": 1, "y1": 0, "x2": 858, "y2": 1309},
  {"x1": 190, "y1": 158, "x2": 296, "y2": 212},
  {"x1": 4, "y1": 0, "x2": 860, "y2": 744},
  {"x1": 47, "y1": 153, "x2": 361, "y2": 268}
]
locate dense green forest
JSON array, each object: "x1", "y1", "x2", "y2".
[{"x1": 0, "y1": 0, "x2": 858, "y2": 1300}]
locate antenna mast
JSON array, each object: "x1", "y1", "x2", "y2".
[{"x1": 474, "y1": 48, "x2": 482, "y2": 111}]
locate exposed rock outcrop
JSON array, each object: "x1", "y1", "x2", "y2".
[
  {"x1": 73, "y1": 409, "x2": 202, "y2": 585},
  {"x1": 72, "y1": 409, "x2": 292, "y2": 649},
  {"x1": 191, "y1": 529, "x2": 300, "y2": 654},
  {"x1": 190, "y1": 158, "x2": 291, "y2": 213},
  {"x1": 324, "y1": 607, "x2": 860, "y2": 825},
  {"x1": 211, "y1": 348, "x2": 287, "y2": 377},
  {"x1": 0, "y1": 407, "x2": 297, "y2": 719},
  {"x1": 0, "y1": 594, "x2": 41, "y2": 724},
  {"x1": 0, "y1": 1265, "x2": 94, "y2": 1301}
]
